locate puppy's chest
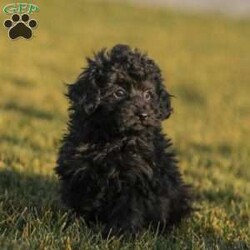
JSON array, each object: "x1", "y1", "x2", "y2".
[{"x1": 75, "y1": 137, "x2": 156, "y2": 169}]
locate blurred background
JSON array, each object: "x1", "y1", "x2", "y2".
[
  {"x1": 0, "y1": 0, "x2": 249, "y2": 248},
  {"x1": 128, "y1": 0, "x2": 250, "y2": 18}
]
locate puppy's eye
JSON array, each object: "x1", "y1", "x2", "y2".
[
  {"x1": 143, "y1": 90, "x2": 153, "y2": 101},
  {"x1": 114, "y1": 88, "x2": 126, "y2": 99}
]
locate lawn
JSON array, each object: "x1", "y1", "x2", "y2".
[{"x1": 0, "y1": 0, "x2": 249, "y2": 249}]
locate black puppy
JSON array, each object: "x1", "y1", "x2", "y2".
[{"x1": 55, "y1": 44, "x2": 192, "y2": 236}]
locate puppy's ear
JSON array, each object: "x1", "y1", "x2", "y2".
[
  {"x1": 158, "y1": 85, "x2": 173, "y2": 120},
  {"x1": 67, "y1": 67, "x2": 101, "y2": 115}
]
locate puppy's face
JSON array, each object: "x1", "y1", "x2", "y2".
[
  {"x1": 100, "y1": 78, "x2": 162, "y2": 131},
  {"x1": 68, "y1": 44, "x2": 172, "y2": 132}
]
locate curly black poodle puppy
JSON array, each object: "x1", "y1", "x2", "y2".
[{"x1": 55, "y1": 44, "x2": 192, "y2": 236}]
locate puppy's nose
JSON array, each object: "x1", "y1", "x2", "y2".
[{"x1": 138, "y1": 112, "x2": 148, "y2": 120}]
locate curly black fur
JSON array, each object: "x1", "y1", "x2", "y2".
[{"x1": 55, "y1": 44, "x2": 192, "y2": 236}]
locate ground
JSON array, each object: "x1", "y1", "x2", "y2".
[{"x1": 0, "y1": 0, "x2": 249, "y2": 249}]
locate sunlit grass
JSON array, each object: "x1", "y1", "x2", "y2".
[{"x1": 0, "y1": 0, "x2": 249, "y2": 249}]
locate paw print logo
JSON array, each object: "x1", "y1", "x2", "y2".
[{"x1": 3, "y1": 14, "x2": 37, "y2": 40}]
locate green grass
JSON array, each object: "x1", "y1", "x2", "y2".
[{"x1": 0, "y1": 0, "x2": 249, "y2": 249}]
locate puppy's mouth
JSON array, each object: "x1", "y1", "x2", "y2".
[{"x1": 118, "y1": 114, "x2": 160, "y2": 132}]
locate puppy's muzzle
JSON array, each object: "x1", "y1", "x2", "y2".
[
  {"x1": 137, "y1": 111, "x2": 148, "y2": 121},
  {"x1": 132, "y1": 97, "x2": 149, "y2": 120}
]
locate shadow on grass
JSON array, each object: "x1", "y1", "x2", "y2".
[
  {"x1": 0, "y1": 134, "x2": 46, "y2": 153},
  {"x1": 190, "y1": 141, "x2": 235, "y2": 156},
  {"x1": 9, "y1": 76, "x2": 35, "y2": 87},
  {"x1": 190, "y1": 142, "x2": 213, "y2": 154},
  {"x1": 0, "y1": 135, "x2": 24, "y2": 147},
  {"x1": 0, "y1": 169, "x2": 60, "y2": 215},
  {"x1": 0, "y1": 169, "x2": 107, "y2": 246},
  {"x1": 2, "y1": 101, "x2": 60, "y2": 121},
  {"x1": 197, "y1": 188, "x2": 244, "y2": 205},
  {"x1": 174, "y1": 83, "x2": 206, "y2": 106}
]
